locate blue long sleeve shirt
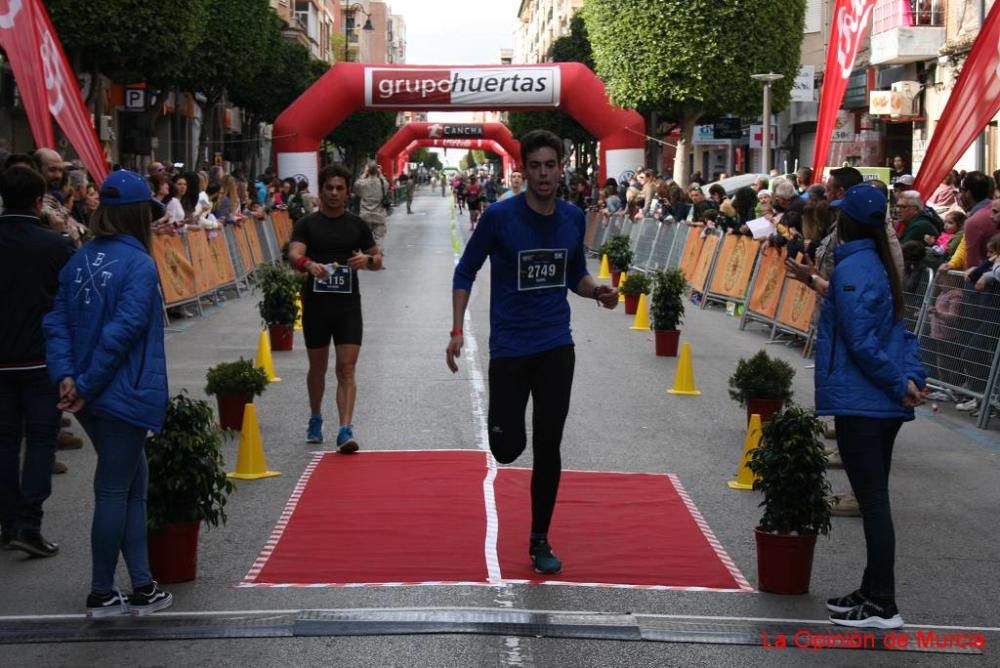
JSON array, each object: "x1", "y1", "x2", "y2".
[{"x1": 453, "y1": 194, "x2": 589, "y2": 359}]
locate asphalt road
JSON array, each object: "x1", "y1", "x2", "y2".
[{"x1": 2, "y1": 187, "x2": 997, "y2": 667}]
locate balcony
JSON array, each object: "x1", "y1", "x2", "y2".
[{"x1": 870, "y1": 0, "x2": 945, "y2": 65}]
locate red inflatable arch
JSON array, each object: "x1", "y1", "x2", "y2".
[
  {"x1": 395, "y1": 138, "x2": 515, "y2": 180},
  {"x1": 377, "y1": 122, "x2": 520, "y2": 180},
  {"x1": 274, "y1": 62, "x2": 644, "y2": 191}
]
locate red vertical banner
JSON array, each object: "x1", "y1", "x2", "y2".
[
  {"x1": 32, "y1": 0, "x2": 108, "y2": 182},
  {"x1": 913, "y1": 2, "x2": 1000, "y2": 198},
  {"x1": 0, "y1": 0, "x2": 55, "y2": 148},
  {"x1": 811, "y1": 0, "x2": 877, "y2": 182}
]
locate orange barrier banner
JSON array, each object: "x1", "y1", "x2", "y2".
[
  {"x1": 233, "y1": 224, "x2": 255, "y2": 274},
  {"x1": 747, "y1": 246, "x2": 786, "y2": 319},
  {"x1": 246, "y1": 221, "x2": 266, "y2": 266},
  {"x1": 709, "y1": 235, "x2": 761, "y2": 299},
  {"x1": 187, "y1": 229, "x2": 215, "y2": 295},
  {"x1": 208, "y1": 232, "x2": 236, "y2": 286},
  {"x1": 678, "y1": 228, "x2": 704, "y2": 281},
  {"x1": 271, "y1": 210, "x2": 293, "y2": 249},
  {"x1": 689, "y1": 233, "x2": 721, "y2": 293},
  {"x1": 150, "y1": 233, "x2": 196, "y2": 305},
  {"x1": 776, "y1": 254, "x2": 817, "y2": 333}
]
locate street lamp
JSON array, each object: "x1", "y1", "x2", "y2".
[
  {"x1": 751, "y1": 72, "x2": 784, "y2": 175},
  {"x1": 344, "y1": 2, "x2": 374, "y2": 63}
]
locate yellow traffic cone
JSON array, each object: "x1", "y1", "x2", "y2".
[
  {"x1": 255, "y1": 329, "x2": 281, "y2": 383},
  {"x1": 667, "y1": 342, "x2": 702, "y2": 395},
  {"x1": 630, "y1": 293, "x2": 651, "y2": 330},
  {"x1": 728, "y1": 414, "x2": 763, "y2": 490},
  {"x1": 598, "y1": 254, "x2": 611, "y2": 279},
  {"x1": 228, "y1": 403, "x2": 281, "y2": 480},
  {"x1": 618, "y1": 271, "x2": 627, "y2": 303},
  {"x1": 294, "y1": 295, "x2": 303, "y2": 331}
]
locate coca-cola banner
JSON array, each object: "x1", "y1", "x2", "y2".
[
  {"x1": 913, "y1": 1, "x2": 1000, "y2": 198},
  {"x1": 810, "y1": 0, "x2": 877, "y2": 183},
  {"x1": 365, "y1": 67, "x2": 561, "y2": 108},
  {"x1": 0, "y1": 0, "x2": 54, "y2": 148},
  {"x1": 34, "y1": 1, "x2": 107, "y2": 182}
]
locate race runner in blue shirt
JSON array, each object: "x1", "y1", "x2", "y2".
[{"x1": 447, "y1": 130, "x2": 619, "y2": 575}]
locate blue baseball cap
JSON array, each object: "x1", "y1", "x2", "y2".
[
  {"x1": 99, "y1": 170, "x2": 164, "y2": 211},
  {"x1": 829, "y1": 183, "x2": 886, "y2": 226}
]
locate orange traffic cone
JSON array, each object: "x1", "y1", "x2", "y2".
[
  {"x1": 228, "y1": 403, "x2": 281, "y2": 480},
  {"x1": 667, "y1": 342, "x2": 701, "y2": 395},
  {"x1": 255, "y1": 330, "x2": 281, "y2": 383},
  {"x1": 728, "y1": 414, "x2": 763, "y2": 490},
  {"x1": 598, "y1": 254, "x2": 611, "y2": 279},
  {"x1": 630, "y1": 293, "x2": 650, "y2": 330}
]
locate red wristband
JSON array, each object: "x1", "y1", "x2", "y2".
[
  {"x1": 450, "y1": 328, "x2": 463, "y2": 337},
  {"x1": 293, "y1": 255, "x2": 311, "y2": 270}
]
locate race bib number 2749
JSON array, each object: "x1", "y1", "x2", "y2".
[{"x1": 518, "y1": 248, "x2": 567, "y2": 291}]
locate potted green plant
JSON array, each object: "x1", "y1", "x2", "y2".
[
  {"x1": 619, "y1": 271, "x2": 651, "y2": 315},
  {"x1": 256, "y1": 263, "x2": 301, "y2": 351},
  {"x1": 746, "y1": 405, "x2": 831, "y2": 594},
  {"x1": 650, "y1": 268, "x2": 686, "y2": 356},
  {"x1": 205, "y1": 358, "x2": 269, "y2": 430},
  {"x1": 146, "y1": 392, "x2": 235, "y2": 583},
  {"x1": 728, "y1": 349, "x2": 796, "y2": 425},
  {"x1": 600, "y1": 235, "x2": 633, "y2": 287}
]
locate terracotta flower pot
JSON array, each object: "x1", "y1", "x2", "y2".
[
  {"x1": 654, "y1": 329, "x2": 680, "y2": 357},
  {"x1": 754, "y1": 527, "x2": 817, "y2": 594},
  {"x1": 148, "y1": 522, "x2": 200, "y2": 584},
  {"x1": 624, "y1": 293, "x2": 640, "y2": 315},
  {"x1": 216, "y1": 393, "x2": 253, "y2": 431},
  {"x1": 746, "y1": 398, "x2": 785, "y2": 426},
  {"x1": 268, "y1": 324, "x2": 294, "y2": 351},
  {"x1": 611, "y1": 270, "x2": 622, "y2": 287}
]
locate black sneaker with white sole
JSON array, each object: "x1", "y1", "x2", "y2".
[
  {"x1": 826, "y1": 589, "x2": 868, "y2": 613},
  {"x1": 829, "y1": 599, "x2": 903, "y2": 629},
  {"x1": 129, "y1": 582, "x2": 173, "y2": 616},
  {"x1": 86, "y1": 590, "x2": 130, "y2": 618}
]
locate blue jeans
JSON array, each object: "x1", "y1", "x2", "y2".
[
  {"x1": 835, "y1": 415, "x2": 903, "y2": 602},
  {"x1": 0, "y1": 369, "x2": 60, "y2": 534},
  {"x1": 78, "y1": 412, "x2": 153, "y2": 594}
]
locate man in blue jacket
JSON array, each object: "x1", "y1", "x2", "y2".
[
  {"x1": 0, "y1": 166, "x2": 75, "y2": 557},
  {"x1": 446, "y1": 130, "x2": 618, "y2": 574}
]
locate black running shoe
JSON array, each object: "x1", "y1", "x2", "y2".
[
  {"x1": 129, "y1": 582, "x2": 173, "y2": 616},
  {"x1": 829, "y1": 599, "x2": 903, "y2": 629},
  {"x1": 826, "y1": 589, "x2": 867, "y2": 613},
  {"x1": 529, "y1": 539, "x2": 562, "y2": 575},
  {"x1": 86, "y1": 590, "x2": 130, "y2": 618}
]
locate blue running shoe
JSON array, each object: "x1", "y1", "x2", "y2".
[
  {"x1": 529, "y1": 538, "x2": 562, "y2": 575},
  {"x1": 306, "y1": 416, "x2": 323, "y2": 444},
  {"x1": 336, "y1": 425, "x2": 359, "y2": 454}
]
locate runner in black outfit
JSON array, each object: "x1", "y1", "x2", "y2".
[
  {"x1": 447, "y1": 130, "x2": 619, "y2": 574},
  {"x1": 288, "y1": 164, "x2": 383, "y2": 452}
]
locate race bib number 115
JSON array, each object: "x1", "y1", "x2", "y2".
[
  {"x1": 313, "y1": 264, "x2": 353, "y2": 294},
  {"x1": 518, "y1": 249, "x2": 567, "y2": 291}
]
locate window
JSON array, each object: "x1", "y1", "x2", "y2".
[{"x1": 873, "y1": 0, "x2": 944, "y2": 33}]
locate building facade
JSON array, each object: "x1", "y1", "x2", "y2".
[{"x1": 513, "y1": 0, "x2": 585, "y2": 64}]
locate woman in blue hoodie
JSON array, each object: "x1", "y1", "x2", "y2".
[
  {"x1": 814, "y1": 183, "x2": 927, "y2": 630},
  {"x1": 43, "y1": 171, "x2": 172, "y2": 618}
]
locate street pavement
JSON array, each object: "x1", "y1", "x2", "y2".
[{"x1": 2, "y1": 187, "x2": 998, "y2": 666}]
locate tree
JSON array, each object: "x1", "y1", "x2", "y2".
[
  {"x1": 327, "y1": 112, "x2": 399, "y2": 175},
  {"x1": 583, "y1": 0, "x2": 805, "y2": 185},
  {"x1": 409, "y1": 148, "x2": 443, "y2": 171},
  {"x1": 507, "y1": 13, "x2": 596, "y2": 171}
]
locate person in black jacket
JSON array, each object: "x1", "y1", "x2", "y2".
[{"x1": 0, "y1": 166, "x2": 75, "y2": 557}]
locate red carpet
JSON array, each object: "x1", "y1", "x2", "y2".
[
  {"x1": 495, "y1": 468, "x2": 749, "y2": 589},
  {"x1": 241, "y1": 451, "x2": 750, "y2": 591}
]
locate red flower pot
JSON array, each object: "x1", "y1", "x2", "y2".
[
  {"x1": 611, "y1": 271, "x2": 622, "y2": 287},
  {"x1": 216, "y1": 393, "x2": 253, "y2": 431},
  {"x1": 755, "y1": 528, "x2": 817, "y2": 594},
  {"x1": 268, "y1": 324, "x2": 294, "y2": 351},
  {"x1": 624, "y1": 293, "x2": 640, "y2": 315},
  {"x1": 654, "y1": 329, "x2": 680, "y2": 356},
  {"x1": 746, "y1": 398, "x2": 785, "y2": 426},
  {"x1": 148, "y1": 522, "x2": 200, "y2": 584}
]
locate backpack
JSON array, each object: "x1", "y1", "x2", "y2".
[{"x1": 288, "y1": 193, "x2": 306, "y2": 221}]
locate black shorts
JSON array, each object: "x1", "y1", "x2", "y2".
[{"x1": 302, "y1": 298, "x2": 363, "y2": 348}]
